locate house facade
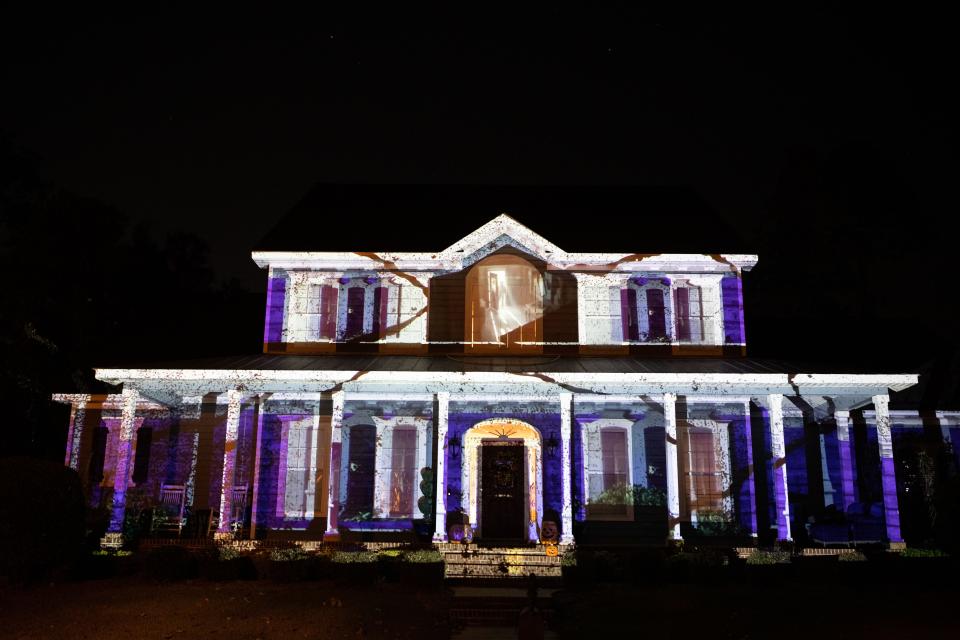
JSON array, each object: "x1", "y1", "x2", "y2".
[{"x1": 53, "y1": 215, "x2": 960, "y2": 550}]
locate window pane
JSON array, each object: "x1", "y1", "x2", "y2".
[{"x1": 390, "y1": 429, "x2": 417, "y2": 516}]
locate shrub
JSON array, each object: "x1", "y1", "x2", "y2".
[
  {"x1": 218, "y1": 546, "x2": 241, "y2": 561},
  {"x1": 0, "y1": 457, "x2": 86, "y2": 582},
  {"x1": 143, "y1": 545, "x2": 198, "y2": 580},
  {"x1": 901, "y1": 547, "x2": 949, "y2": 558},
  {"x1": 837, "y1": 551, "x2": 868, "y2": 562},
  {"x1": 269, "y1": 546, "x2": 310, "y2": 562},
  {"x1": 332, "y1": 550, "x2": 378, "y2": 563},
  {"x1": 745, "y1": 549, "x2": 792, "y2": 565},
  {"x1": 561, "y1": 551, "x2": 577, "y2": 567},
  {"x1": 403, "y1": 549, "x2": 442, "y2": 563}
]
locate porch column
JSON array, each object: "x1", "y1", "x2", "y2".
[
  {"x1": 433, "y1": 391, "x2": 450, "y2": 542},
  {"x1": 217, "y1": 389, "x2": 243, "y2": 535},
  {"x1": 663, "y1": 392, "x2": 682, "y2": 542},
  {"x1": 249, "y1": 395, "x2": 265, "y2": 539},
  {"x1": 740, "y1": 401, "x2": 758, "y2": 537},
  {"x1": 768, "y1": 393, "x2": 792, "y2": 542},
  {"x1": 65, "y1": 395, "x2": 90, "y2": 470},
  {"x1": 834, "y1": 410, "x2": 857, "y2": 510},
  {"x1": 324, "y1": 390, "x2": 345, "y2": 540},
  {"x1": 559, "y1": 392, "x2": 575, "y2": 544},
  {"x1": 107, "y1": 387, "x2": 139, "y2": 535},
  {"x1": 873, "y1": 395, "x2": 903, "y2": 544}
]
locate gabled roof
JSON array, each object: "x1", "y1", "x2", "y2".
[{"x1": 440, "y1": 213, "x2": 564, "y2": 259}]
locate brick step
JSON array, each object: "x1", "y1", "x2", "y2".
[
  {"x1": 443, "y1": 558, "x2": 560, "y2": 567},
  {"x1": 445, "y1": 566, "x2": 561, "y2": 579}
]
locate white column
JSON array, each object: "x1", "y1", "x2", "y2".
[
  {"x1": 873, "y1": 394, "x2": 903, "y2": 544},
  {"x1": 768, "y1": 393, "x2": 792, "y2": 542},
  {"x1": 834, "y1": 410, "x2": 856, "y2": 510},
  {"x1": 108, "y1": 388, "x2": 139, "y2": 534},
  {"x1": 663, "y1": 392, "x2": 682, "y2": 542},
  {"x1": 325, "y1": 390, "x2": 345, "y2": 539},
  {"x1": 249, "y1": 396, "x2": 265, "y2": 539},
  {"x1": 65, "y1": 395, "x2": 90, "y2": 470},
  {"x1": 433, "y1": 392, "x2": 450, "y2": 542},
  {"x1": 559, "y1": 393, "x2": 575, "y2": 544},
  {"x1": 217, "y1": 389, "x2": 243, "y2": 535}
]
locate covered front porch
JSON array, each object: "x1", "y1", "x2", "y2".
[{"x1": 53, "y1": 357, "x2": 918, "y2": 550}]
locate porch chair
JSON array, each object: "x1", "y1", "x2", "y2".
[{"x1": 155, "y1": 484, "x2": 187, "y2": 537}]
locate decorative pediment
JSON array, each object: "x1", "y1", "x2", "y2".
[{"x1": 440, "y1": 214, "x2": 564, "y2": 265}]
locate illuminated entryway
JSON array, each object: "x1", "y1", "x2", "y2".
[{"x1": 461, "y1": 419, "x2": 543, "y2": 542}]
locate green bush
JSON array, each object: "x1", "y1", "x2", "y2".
[
  {"x1": 269, "y1": 546, "x2": 310, "y2": 562},
  {"x1": 901, "y1": 547, "x2": 949, "y2": 558},
  {"x1": 0, "y1": 457, "x2": 86, "y2": 582},
  {"x1": 745, "y1": 549, "x2": 792, "y2": 565},
  {"x1": 143, "y1": 545, "x2": 198, "y2": 580},
  {"x1": 593, "y1": 484, "x2": 666, "y2": 507},
  {"x1": 332, "y1": 550, "x2": 378, "y2": 563},
  {"x1": 837, "y1": 551, "x2": 868, "y2": 562},
  {"x1": 403, "y1": 549, "x2": 442, "y2": 563},
  {"x1": 218, "y1": 546, "x2": 241, "y2": 561}
]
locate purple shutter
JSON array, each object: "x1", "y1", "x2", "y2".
[
  {"x1": 620, "y1": 289, "x2": 639, "y2": 342},
  {"x1": 721, "y1": 276, "x2": 745, "y2": 344},
  {"x1": 263, "y1": 277, "x2": 287, "y2": 344},
  {"x1": 319, "y1": 285, "x2": 338, "y2": 339},
  {"x1": 675, "y1": 287, "x2": 691, "y2": 341},
  {"x1": 346, "y1": 287, "x2": 365, "y2": 338},
  {"x1": 372, "y1": 286, "x2": 388, "y2": 338},
  {"x1": 646, "y1": 288, "x2": 666, "y2": 340}
]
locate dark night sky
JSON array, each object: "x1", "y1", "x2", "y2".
[{"x1": 2, "y1": 10, "x2": 959, "y2": 417}]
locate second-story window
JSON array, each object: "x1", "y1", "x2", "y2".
[
  {"x1": 674, "y1": 285, "x2": 705, "y2": 342},
  {"x1": 623, "y1": 277, "x2": 672, "y2": 343},
  {"x1": 338, "y1": 276, "x2": 390, "y2": 341},
  {"x1": 307, "y1": 284, "x2": 338, "y2": 341}
]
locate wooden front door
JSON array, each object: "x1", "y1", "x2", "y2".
[{"x1": 480, "y1": 442, "x2": 526, "y2": 541}]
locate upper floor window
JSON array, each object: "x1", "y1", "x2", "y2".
[
  {"x1": 674, "y1": 285, "x2": 705, "y2": 342},
  {"x1": 337, "y1": 276, "x2": 390, "y2": 341},
  {"x1": 623, "y1": 277, "x2": 672, "y2": 343},
  {"x1": 465, "y1": 254, "x2": 544, "y2": 352},
  {"x1": 306, "y1": 284, "x2": 339, "y2": 341}
]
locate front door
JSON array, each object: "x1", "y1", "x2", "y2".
[{"x1": 480, "y1": 442, "x2": 526, "y2": 542}]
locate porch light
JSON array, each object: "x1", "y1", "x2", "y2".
[
  {"x1": 545, "y1": 431, "x2": 560, "y2": 458},
  {"x1": 448, "y1": 435, "x2": 462, "y2": 458}
]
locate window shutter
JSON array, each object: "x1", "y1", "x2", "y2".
[
  {"x1": 131, "y1": 426, "x2": 153, "y2": 484},
  {"x1": 319, "y1": 285, "x2": 338, "y2": 340},
  {"x1": 646, "y1": 288, "x2": 666, "y2": 340},
  {"x1": 675, "y1": 287, "x2": 691, "y2": 341},
  {"x1": 620, "y1": 289, "x2": 639, "y2": 342},
  {"x1": 372, "y1": 286, "x2": 389, "y2": 339},
  {"x1": 720, "y1": 276, "x2": 744, "y2": 343}
]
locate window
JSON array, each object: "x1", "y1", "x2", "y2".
[
  {"x1": 282, "y1": 419, "x2": 321, "y2": 519},
  {"x1": 645, "y1": 288, "x2": 667, "y2": 340},
  {"x1": 465, "y1": 254, "x2": 544, "y2": 352},
  {"x1": 674, "y1": 286, "x2": 705, "y2": 342},
  {"x1": 389, "y1": 428, "x2": 417, "y2": 516},
  {"x1": 679, "y1": 424, "x2": 730, "y2": 521},
  {"x1": 601, "y1": 429, "x2": 629, "y2": 491},
  {"x1": 306, "y1": 284, "x2": 338, "y2": 340},
  {"x1": 338, "y1": 277, "x2": 390, "y2": 341}
]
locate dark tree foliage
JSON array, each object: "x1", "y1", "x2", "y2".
[{"x1": 0, "y1": 141, "x2": 261, "y2": 459}]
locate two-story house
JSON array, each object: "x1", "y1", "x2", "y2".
[{"x1": 53, "y1": 199, "x2": 960, "y2": 556}]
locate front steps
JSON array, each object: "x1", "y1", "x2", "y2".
[{"x1": 438, "y1": 543, "x2": 571, "y2": 581}]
